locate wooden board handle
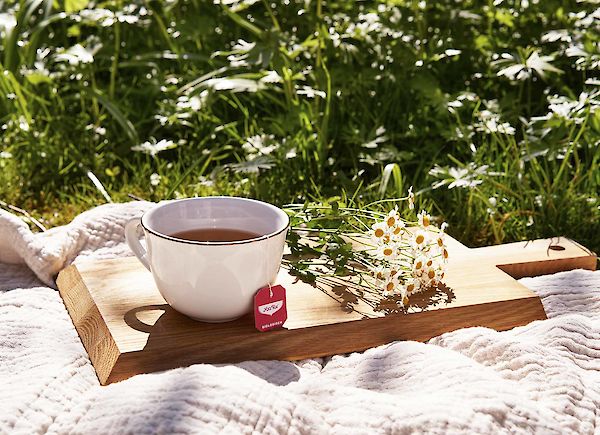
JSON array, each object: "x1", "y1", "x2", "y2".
[{"x1": 474, "y1": 237, "x2": 597, "y2": 279}]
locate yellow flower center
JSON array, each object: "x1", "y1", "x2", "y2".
[
  {"x1": 428, "y1": 269, "x2": 435, "y2": 279},
  {"x1": 374, "y1": 228, "x2": 384, "y2": 238},
  {"x1": 387, "y1": 216, "x2": 396, "y2": 227},
  {"x1": 427, "y1": 260, "x2": 432, "y2": 267},
  {"x1": 383, "y1": 247, "x2": 393, "y2": 257},
  {"x1": 376, "y1": 271, "x2": 384, "y2": 280},
  {"x1": 443, "y1": 248, "x2": 449, "y2": 259},
  {"x1": 415, "y1": 234, "x2": 425, "y2": 244},
  {"x1": 403, "y1": 295, "x2": 410, "y2": 306},
  {"x1": 407, "y1": 283, "x2": 415, "y2": 293},
  {"x1": 393, "y1": 226, "x2": 402, "y2": 235},
  {"x1": 437, "y1": 237, "x2": 444, "y2": 247},
  {"x1": 423, "y1": 216, "x2": 430, "y2": 227},
  {"x1": 415, "y1": 260, "x2": 423, "y2": 270},
  {"x1": 390, "y1": 269, "x2": 398, "y2": 276},
  {"x1": 386, "y1": 281, "x2": 395, "y2": 292}
]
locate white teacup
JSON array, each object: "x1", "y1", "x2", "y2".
[{"x1": 125, "y1": 197, "x2": 289, "y2": 322}]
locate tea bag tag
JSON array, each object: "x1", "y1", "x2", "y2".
[{"x1": 254, "y1": 284, "x2": 287, "y2": 332}]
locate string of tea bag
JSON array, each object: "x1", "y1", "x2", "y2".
[{"x1": 264, "y1": 248, "x2": 273, "y2": 298}]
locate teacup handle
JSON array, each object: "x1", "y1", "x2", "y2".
[{"x1": 125, "y1": 217, "x2": 151, "y2": 271}]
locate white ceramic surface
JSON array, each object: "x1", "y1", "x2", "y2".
[{"x1": 125, "y1": 197, "x2": 289, "y2": 322}]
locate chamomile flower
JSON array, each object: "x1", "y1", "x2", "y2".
[
  {"x1": 367, "y1": 201, "x2": 448, "y2": 299},
  {"x1": 371, "y1": 221, "x2": 388, "y2": 243},
  {"x1": 413, "y1": 255, "x2": 427, "y2": 273},
  {"x1": 402, "y1": 295, "x2": 410, "y2": 307},
  {"x1": 382, "y1": 275, "x2": 400, "y2": 296},
  {"x1": 394, "y1": 281, "x2": 409, "y2": 304},
  {"x1": 377, "y1": 244, "x2": 398, "y2": 260},
  {"x1": 412, "y1": 230, "x2": 428, "y2": 249},
  {"x1": 372, "y1": 266, "x2": 389, "y2": 282},
  {"x1": 435, "y1": 233, "x2": 445, "y2": 247},
  {"x1": 405, "y1": 277, "x2": 421, "y2": 295},
  {"x1": 385, "y1": 207, "x2": 400, "y2": 229},
  {"x1": 417, "y1": 210, "x2": 431, "y2": 227},
  {"x1": 425, "y1": 265, "x2": 437, "y2": 281},
  {"x1": 391, "y1": 220, "x2": 406, "y2": 236}
]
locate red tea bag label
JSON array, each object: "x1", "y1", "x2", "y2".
[{"x1": 254, "y1": 284, "x2": 287, "y2": 332}]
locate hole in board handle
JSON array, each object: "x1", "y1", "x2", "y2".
[{"x1": 549, "y1": 245, "x2": 565, "y2": 251}]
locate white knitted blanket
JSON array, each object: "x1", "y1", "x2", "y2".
[{"x1": 1, "y1": 202, "x2": 599, "y2": 434}]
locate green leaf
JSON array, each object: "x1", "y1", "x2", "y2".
[
  {"x1": 64, "y1": 0, "x2": 89, "y2": 13},
  {"x1": 379, "y1": 163, "x2": 403, "y2": 198},
  {"x1": 475, "y1": 35, "x2": 491, "y2": 51},
  {"x1": 0, "y1": 66, "x2": 32, "y2": 123},
  {"x1": 223, "y1": 9, "x2": 263, "y2": 37},
  {"x1": 25, "y1": 73, "x2": 53, "y2": 85},
  {"x1": 4, "y1": 0, "x2": 48, "y2": 72},
  {"x1": 105, "y1": 166, "x2": 121, "y2": 177},
  {"x1": 495, "y1": 9, "x2": 514, "y2": 27},
  {"x1": 67, "y1": 24, "x2": 81, "y2": 37}
]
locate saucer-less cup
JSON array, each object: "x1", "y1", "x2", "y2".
[{"x1": 125, "y1": 197, "x2": 289, "y2": 322}]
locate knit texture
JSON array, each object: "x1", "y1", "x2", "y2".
[{"x1": 1, "y1": 203, "x2": 599, "y2": 434}]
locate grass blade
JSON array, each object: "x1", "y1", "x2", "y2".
[{"x1": 80, "y1": 87, "x2": 139, "y2": 144}]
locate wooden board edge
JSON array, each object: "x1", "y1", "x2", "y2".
[
  {"x1": 497, "y1": 254, "x2": 597, "y2": 279},
  {"x1": 276, "y1": 295, "x2": 549, "y2": 360},
  {"x1": 101, "y1": 295, "x2": 547, "y2": 385},
  {"x1": 565, "y1": 237, "x2": 598, "y2": 258},
  {"x1": 57, "y1": 265, "x2": 121, "y2": 385}
]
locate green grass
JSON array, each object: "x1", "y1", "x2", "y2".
[{"x1": 0, "y1": 0, "x2": 598, "y2": 251}]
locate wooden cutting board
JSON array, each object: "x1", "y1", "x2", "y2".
[{"x1": 56, "y1": 236, "x2": 596, "y2": 385}]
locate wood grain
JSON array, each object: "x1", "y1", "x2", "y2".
[
  {"x1": 56, "y1": 265, "x2": 120, "y2": 385},
  {"x1": 56, "y1": 236, "x2": 596, "y2": 385}
]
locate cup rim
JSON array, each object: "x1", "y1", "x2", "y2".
[{"x1": 140, "y1": 196, "x2": 290, "y2": 246}]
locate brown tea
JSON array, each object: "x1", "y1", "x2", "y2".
[{"x1": 170, "y1": 228, "x2": 260, "y2": 242}]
